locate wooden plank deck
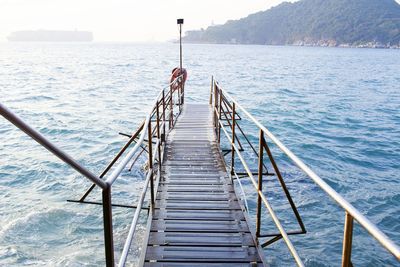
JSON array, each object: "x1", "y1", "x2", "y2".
[{"x1": 141, "y1": 103, "x2": 265, "y2": 266}]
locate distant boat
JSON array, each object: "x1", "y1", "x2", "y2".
[{"x1": 7, "y1": 30, "x2": 93, "y2": 42}]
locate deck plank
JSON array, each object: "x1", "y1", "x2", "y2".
[
  {"x1": 145, "y1": 246, "x2": 260, "y2": 262},
  {"x1": 150, "y1": 219, "x2": 250, "y2": 232},
  {"x1": 148, "y1": 232, "x2": 256, "y2": 246},
  {"x1": 145, "y1": 263, "x2": 263, "y2": 267}
]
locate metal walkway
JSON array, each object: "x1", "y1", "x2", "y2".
[{"x1": 141, "y1": 103, "x2": 264, "y2": 266}]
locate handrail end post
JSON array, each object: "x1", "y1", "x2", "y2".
[
  {"x1": 230, "y1": 102, "x2": 236, "y2": 176},
  {"x1": 102, "y1": 183, "x2": 115, "y2": 267},
  {"x1": 341, "y1": 212, "x2": 354, "y2": 267}
]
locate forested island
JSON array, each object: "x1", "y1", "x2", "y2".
[{"x1": 184, "y1": 0, "x2": 400, "y2": 48}]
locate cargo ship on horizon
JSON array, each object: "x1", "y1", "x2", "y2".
[{"x1": 7, "y1": 30, "x2": 93, "y2": 42}]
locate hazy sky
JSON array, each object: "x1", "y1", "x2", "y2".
[
  {"x1": 2, "y1": 0, "x2": 400, "y2": 42},
  {"x1": 0, "y1": 0, "x2": 298, "y2": 42}
]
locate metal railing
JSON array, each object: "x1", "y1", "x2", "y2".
[
  {"x1": 210, "y1": 77, "x2": 400, "y2": 266},
  {"x1": 0, "y1": 75, "x2": 185, "y2": 267}
]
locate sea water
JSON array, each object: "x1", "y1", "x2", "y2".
[{"x1": 0, "y1": 43, "x2": 399, "y2": 266}]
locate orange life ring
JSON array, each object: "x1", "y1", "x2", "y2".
[{"x1": 170, "y1": 68, "x2": 187, "y2": 90}]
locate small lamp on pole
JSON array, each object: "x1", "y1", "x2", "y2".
[
  {"x1": 177, "y1": 18, "x2": 184, "y2": 72},
  {"x1": 177, "y1": 18, "x2": 184, "y2": 104}
]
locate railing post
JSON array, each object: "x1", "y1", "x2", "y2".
[
  {"x1": 230, "y1": 102, "x2": 236, "y2": 175},
  {"x1": 209, "y1": 76, "x2": 214, "y2": 105},
  {"x1": 342, "y1": 212, "x2": 354, "y2": 267},
  {"x1": 213, "y1": 83, "x2": 218, "y2": 132},
  {"x1": 148, "y1": 119, "x2": 155, "y2": 206},
  {"x1": 169, "y1": 85, "x2": 174, "y2": 129},
  {"x1": 217, "y1": 88, "x2": 222, "y2": 143},
  {"x1": 162, "y1": 90, "x2": 166, "y2": 142},
  {"x1": 181, "y1": 82, "x2": 185, "y2": 107},
  {"x1": 102, "y1": 186, "x2": 115, "y2": 267},
  {"x1": 256, "y1": 129, "x2": 264, "y2": 237},
  {"x1": 177, "y1": 82, "x2": 182, "y2": 113},
  {"x1": 156, "y1": 101, "x2": 162, "y2": 174}
]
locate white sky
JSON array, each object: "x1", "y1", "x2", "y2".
[
  {"x1": 0, "y1": 0, "x2": 297, "y2": 42},
  {"x1": 1, "y1": 0, "x2": 400, "y2": 42}
]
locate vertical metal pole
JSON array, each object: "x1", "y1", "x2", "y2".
[
  {"x1": 148, "y1": 120, "x2": 154, "y2": 206},
  {"x1": 342, "y1": 212, "x2": 354, "y2": 267},
  {"x1": 169, "y1": 85, "x2": 173, "y2": 129},
  {"x1": 179, "y1": 23, "x2": 182, "y2": 77},
  {"x1": 256, "y1": 129, "x2": 264, "y2": 237},
  {"x1": 230, "y1": 102, "x2": 236, "y2": 175},
  {"x1": 179, "y1": 21, "x2": 184, "y2": 105},
  {"x1": 209, "y1": 76, "x2": 214, "y2": 105},
  {"x1": 181, "y1": 83, "x2": 185, "y2": 108},
  {"x1": 156, "y1": 101, "x2": 162, "y2": 174},
  {"x1": 102, "y1": 186, "x2": 115, "y2": 267},
  {"x1": 162, "y1": 90, "x2": 166, "y2": 142},
  {"x1": 217, "y1": 88, "x2": 222, "y2": 143},
  {"x1": 178, "y1": 86, "x2": 181, "y2": 113},
  {"x1": 213, "y1": 83, "x2": 218, "y2": 132}
]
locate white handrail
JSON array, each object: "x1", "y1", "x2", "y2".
[
  {"x1": 118, "y1": 138, "x2": 161, "y2": 267},
  {"x1": 233, "y1": 171, "x2": 249, "y2": 212}
]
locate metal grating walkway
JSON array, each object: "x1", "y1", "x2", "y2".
[{"x1": 142, "y1": 103, "x2": 264, "y2": 266}]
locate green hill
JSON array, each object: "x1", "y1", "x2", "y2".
[{"x1": 183, "y1": 0, "x2": 400, "y2": 48}]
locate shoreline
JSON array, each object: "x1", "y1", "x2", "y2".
[{"x1": 181, "y1": 40, "x2": 400, "y2": 49}]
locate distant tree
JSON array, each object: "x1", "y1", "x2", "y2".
[{"x1": 183, "y1": 0, "x2": 400, "y2": 46}]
